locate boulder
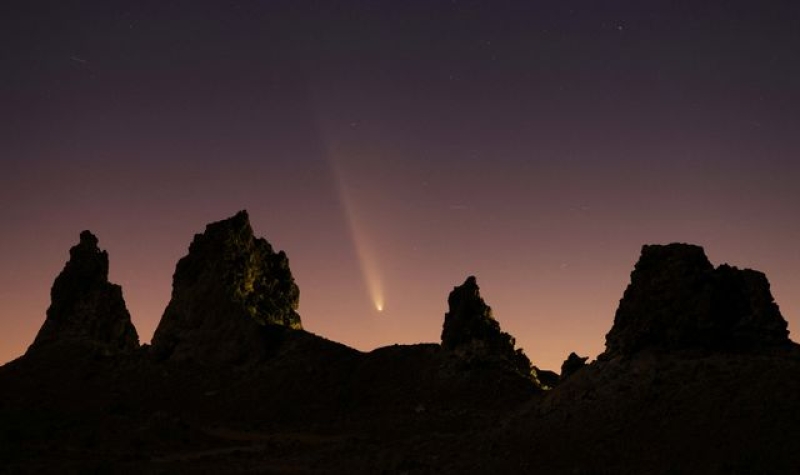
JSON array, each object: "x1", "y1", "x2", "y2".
[
  {"x1": 27, "y1": 231, "x2": 139, "y2": 354},
  {"x1": 151, "y1": 211, "x2": 301, "y2": 364},
  {"x1": 603, "y1": 243, "x2": 789, "y2": 358}
]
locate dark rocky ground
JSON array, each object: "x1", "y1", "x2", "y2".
[
  {"x1": 3, "y1": 336, "x2": 800, "y2": 474},
  {"x1": 2, "y1": 213, "x2": 799, "y2": 474}
]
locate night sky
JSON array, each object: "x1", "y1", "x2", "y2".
[{"x1": 2, "y1": 1, "x2": 799, "y2": 370}]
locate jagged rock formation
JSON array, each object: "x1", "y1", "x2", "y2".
[
  {"x1": 27, "y1": 231, "x2": 139, "y2": 354},
  {"x1": 560, "y1": 352, "x2": 588, "y2": 381},
  {"x1": 604, "y1": 243, "x2": 789, "y2": 358},
  {"x1": 441, "y1": 276, "x2": 532, "y2": 377},
  {"x1": 151, "y1": 211, "x2": 301, "y2": 364},
  {"x1": 4, "y1": 238, "x2": 800, "y2": 474}
]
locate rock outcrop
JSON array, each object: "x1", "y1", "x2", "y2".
[
  {"x1": 441, "y1": 276, "x2": 532, "y2": 377},
  {"x1": 27, "y1": 231, "x2": 139, "y2": 355},
  {"x1": 532, "y1": 366, "x2": 560, "y2": 389},
  {"x1": 603, "y1": 243, "x2": 789, "y2": 358},
  {"x1": 560, "y1": 352, "x2": 588, "y2": 381},
  {"x1": 151, "y1": 211, "x2": 301, "y2": 364}
]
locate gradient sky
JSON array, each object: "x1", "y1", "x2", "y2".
[{"x1": 2, "y1": 1, "x2": 799, "y2": 370}]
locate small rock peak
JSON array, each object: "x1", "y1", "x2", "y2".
[
  {"x1": 603, "y1": 243, "x2": 789, "y2": 358},
  {"x1": 204, "y1": 209, "x2": 252, "y2": 235},
  {"x1": 441, "y1": 276, "x2": 532, "y2": 378},
  {"x1": 444, "y1": 276, "x2": 490, "y2": 329},
  {"x1": 636, "y1": 243, "x2": 713, "y2": 276},
  {"x1": 560, "y1": 352, "x2": 588, "y2": 381},
  {"x1": 63, "y1": 230, "x2": 109, "y2": 284},
  {"x1": 151, "y1": 211, "x2": 301, "y2": 364},
  {"x1": 27, "y1": 231, "x2": 139, "y2": 355},
  {"x1": 462, "y1": 275, "x2": 478, "y2": 290},
  {"x1": 450, "y1": 275, "x2": 480, "y2": 301},
  {"x1": 78, "y1": 230, "x2": 100, "y2": 249},
  {"x1": 442, "y1": 276, "x2": 496, "y2": 350},
  {"x1": 78, "y1": 229, "x2": 100, "y2": 247}
]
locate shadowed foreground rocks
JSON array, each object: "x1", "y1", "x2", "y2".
[
  {"x1": 151, "y1": 211, "x2": 301, "y2": 364},
  {"x1": 26, "y1": 230, "x2": 138, "y2": 355},
  {"x1": 3, "y1": 230, "x2": 800, "y2": 475}
]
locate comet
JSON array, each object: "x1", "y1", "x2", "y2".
[{"x1": 328, "y1": 150, "x2": 385, "y2": 314}]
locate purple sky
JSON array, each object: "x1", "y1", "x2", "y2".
[{"x1": 2, "y1": 1, "x2": 799, "y2": 370}]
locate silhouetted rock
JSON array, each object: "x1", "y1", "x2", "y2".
[
  {"x1": 560, "y1": 352, "x2": 588, "y2": 381},
  {"x1": 604, "y1": 243, "x2": 789, "y2": 358},
  {"x1": 441, "y1": 276, "x2": 532, "y2": 377},
  {"x1": 151, "y1": 211, "x2": 301, "y2": 364},
  {"x1": 27, "y1": 231, "x2": 139, "y2": 355},
  {"x1": 532, "y1": 366, "x2": 560, "y2": 389},
  {"x1": 5, "y1": 238, "x2": 800, "y2": 474}
]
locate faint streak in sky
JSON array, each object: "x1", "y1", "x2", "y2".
[{"x1": 328, "y1": 150, "x2": 385, "y2": 314}]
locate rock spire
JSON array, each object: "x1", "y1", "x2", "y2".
[
  {"x1": 441, "y1": 276, "x2": 532, "y2": 376},
  {"x1": 28, "y1": 231, "x2": 139, "y2": 354},
  {"x1": 151, "y1": 211, "x2": 301, "y2": 364}
]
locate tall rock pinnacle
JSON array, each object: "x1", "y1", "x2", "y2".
[
  {"x1": 441, "y1": 276, "x2": 532, "y2": 376},
  {"x1": 604, "y1": 243, "x2": 789, "y2": 358},
  {"x1": 27, "y1": 231, "x2": 139, "y2": 354},
  {"x1": 151, "y1": 211, "x2": 301, "y2": 364}
]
